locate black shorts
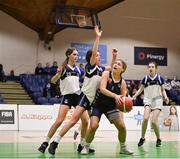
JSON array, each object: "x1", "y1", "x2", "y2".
[
  {"x1": 78, "y1": 92, "x2": 91, "y2": 110},
  {"x1": 91, "y1": 103, "x2": 120, "y2": 123},
  {"x1": 60, "y1": 94, "x2": 80, "y2": 108},
  {"x1": 144, "y1": 105, "x2": 162, "y2": 112}
]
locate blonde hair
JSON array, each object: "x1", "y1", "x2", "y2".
[{"x1": 117, "y1": 59, "x2": 127, "y2": 74}]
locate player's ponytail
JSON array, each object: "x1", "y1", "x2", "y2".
[
  {"x1": 62, "y1": 48, "x2": 77, "y2": 67},
  {"x1": 86, "y1": 49, "x2": 93, "y2": 63}
]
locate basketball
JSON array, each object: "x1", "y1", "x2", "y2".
[
  {"x1": 117, "y1": 96, "x2": 133, "y2": 112},
  {"x1": 163, "y1": 117, "x2": 172, "y2": 127}
]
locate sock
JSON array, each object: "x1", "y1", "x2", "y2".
[
  {"x1": 83, "y1": 141, "x2": 91, "y2": 147},
  {"x1": 45, "y1": 136, "x2": 50, "y2": 143},
  {"x1": 54, "y1": 135, "x2": 62, "y2": 143},
  {"x1": 120, "y1": 142, "x2": 125, "y2": 148},
  {"x1": 80, "y1": 137, "x2": 85, "y2": 146}
]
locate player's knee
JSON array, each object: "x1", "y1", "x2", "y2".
[
  {"x1": 55, "y1": 119, "x2": 63, "y2": 127},
  {"x1": 81, "y1": 118, "x2": 89, "y2": 126},
  {"x1": 116, "y1": 121, "x2": 126, "y2": 131},
  {"x1": 151, "y1": 121, "x2": 157, "y2": 126},
  {"x1": 69, "y1": 117, "x2": 80, "y2": 126},
  {"x1": 143, "y1": 118, "x2": 148, "y2": 123},
  {"x1": 119, "y1": 123, "x2": 126, "y2": 130},
  {"x1": 90, "y1": 122, "x2": 99, "y2": 131},
  {"x1": 68, "y1": 120, "x2": 77, "y2": 127},
  {"x1": 70, "y1": 116, "x2": 80, "y2": 125}
]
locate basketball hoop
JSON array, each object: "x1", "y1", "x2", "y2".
[{"x1": 71, "y1": 14, "x2": 87, "y2": 27}]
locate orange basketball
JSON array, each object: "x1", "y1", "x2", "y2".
[
  {"x1": 117, "y1": 96, "x2": 133, "y2": 112},
  {"x1": 163, "y1": 117, "x2": 172, "y2": 126}
]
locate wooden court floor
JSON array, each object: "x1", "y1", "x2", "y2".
[{"x1": 0, "y1": 130, "x2": 180, "y2": 158}]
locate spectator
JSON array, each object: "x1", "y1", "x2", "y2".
[
  {"x1": 50, "y1": 82, "x2": 61, "y2": 97},
  {"x1": 171, "y1": 76, "x2": 180, "y2": 89},
  {"x1": 126, "y1": 87, "x2": 131, "y2": 97},
  {"x1": 164, "y1": 76, "x2": 172, "y2": 100},
  {"x1": 164, "y1": 76, "x2": 172, "y2": 90},
  {"x1": 9, "y1": 70, "x2": 15, "y2": 76},
  {"x1": 35, "y1": 63, "x2": 43, "y2": 75},
  {"x1": 43, "y1": 62, "x2": 51, "y2": 75},
  {"x1": 8, "y1": 69, "x2": 15, "y2": 81},
  {"x1": 50, "y1": 61, "x2": 58, "y2": 75},
  {"x1": 43, "y1": 81, "x2": 51, "y2": 98},
  {"x1": 43, "y1": 80, "x2": 61, "y2": 98},
  {"x1": 130, "y1": 80, "x2": 136, "y2": 90},
  {"x1": 0, "y1": 64, "x2": 6, "y2": 82},
  {"x1": 132, "y1": 86, "x2": 144, "y2": 106},
  {"x1": 135, "y1": 93, "x2": 144, "y2": 106}
]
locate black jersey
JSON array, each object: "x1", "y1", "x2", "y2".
[{"x1": 94, "y1": 71, "x2": 122, "y2": 112}]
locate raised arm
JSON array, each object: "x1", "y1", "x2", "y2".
[
  {"x1": 111, "y1": 48, "x2": 118, "y2": 68},
  {"x1": 90, "y1": 25, "x2": 102, "y2": 65},
  {"x1": 105, "y1": 48, "x2": 118, "y2": 71}
]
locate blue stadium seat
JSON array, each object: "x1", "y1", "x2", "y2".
[
  {"x1": 48, "y1": 97, "x2": 60, "y2": 104},
  {"x1": 0, "y1": 96, "x2": 4, "y2": 103},
  {"x1": 176, "y1": 95, "x2": 180, "y2": 105},
  {"x1": 37, "y1": 97, "x2": 49, "y2": 105}
]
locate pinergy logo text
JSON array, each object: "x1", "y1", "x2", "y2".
[{"x1": 146, "y1": 54, "x2": 164, "y2": 60}]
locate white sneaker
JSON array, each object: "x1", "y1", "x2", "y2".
[
  {"x1": 80, "y1": 146, "x2": 89, "y2": 155},
  {"x1": 120, "y1": 146, "x2": 134, "y2": 155}
]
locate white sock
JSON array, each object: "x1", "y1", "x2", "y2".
[
  {"x1": 45, "y1": 137, "x2": 50, "y2": 143},
  {"x1": 54, "y1": 135, "x2": 62, "y2": 143},
  {"x1": 83, "y1": 141, "x2": 91, "y2": 147},
  {"x1": 80, "y1": 138, "x2": 85, "y2": 145}
]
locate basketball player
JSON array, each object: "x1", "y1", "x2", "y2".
[
  {"x1": 47, "y1": 26, "x2": 118, "y2": 155},
  {"x1": 81, "y1": 59, "x2": 133, "y2": 155},
  {"x1": 38, "y1": 48, "x2": 87, "y2": 154},
  {"x1": 132, "y1": 61, "x2": 169, "y2": 147}
]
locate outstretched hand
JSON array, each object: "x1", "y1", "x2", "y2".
[
  {"x1": 94, "y1": 25, "x2": 102, "y2": 38},
  {"x1": 112, "y1": 48, "x2": 118, "y2": 57}
]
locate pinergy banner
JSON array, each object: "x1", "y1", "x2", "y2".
[{"x1": 134, "y1": 46, "x2": 167, "y2": 66}]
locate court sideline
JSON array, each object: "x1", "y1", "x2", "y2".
[{"x1": 0, "y1": 130, "x2": 180, "y2": 158}]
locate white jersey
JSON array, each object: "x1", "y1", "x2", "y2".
[
  {"x1": 60, "y1": 64, "x2": 82, "y2": 95},
  {"x1": 141, "y1": 74, "x2": 164, "y2": 108},
  {"x1": 81, "y1": 64, "x2": 105, "y2": 104}
]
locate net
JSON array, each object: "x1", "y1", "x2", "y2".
[{"x1": 71, "y1": 14, "x2": 87, "y2": 27}]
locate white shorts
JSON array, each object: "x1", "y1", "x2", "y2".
[{"x1": 144, "y1": 96, "x2": 163, "y2": 110}]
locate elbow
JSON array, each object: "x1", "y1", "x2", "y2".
[
  {"x1": 51, "y1": 78, "x2": 56, "y2": 84},
  {"x1": 100, "y1": 87, "x2": 106, "y2": 94},
  {"x1": 51, "y1": 80, "x2": 55, "y2": 84}
]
